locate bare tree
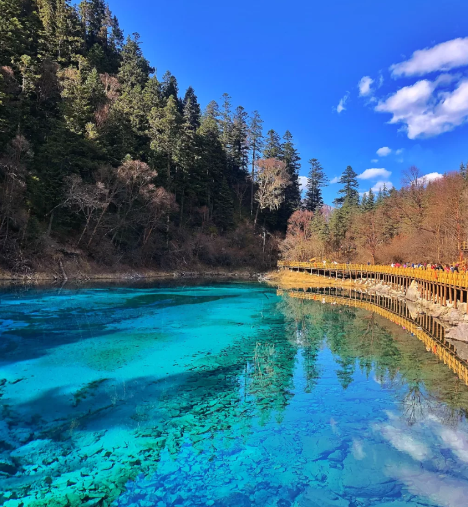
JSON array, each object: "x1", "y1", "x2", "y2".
[
  {"x1": 139, "y1": 185, "x2": 177, "y2": 246},
  {"x1": 254, "y1": 158, "x2": 290, "y2": 225},
  {"x1": 65, "y1": 175, "x2": 109, "y2": 246}
]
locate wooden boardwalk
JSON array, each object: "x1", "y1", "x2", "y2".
[
  {"x1": 278, "y1": 287, "x2": 468, "y2": 386},
  {"x1": 278, "y1": 261, "x2": 468, "y2": 313}
]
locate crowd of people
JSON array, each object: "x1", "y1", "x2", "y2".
[
  {"x1": 307, "y1": 258, "x2": 468, "y2": 273},
  {"x1": 390, "y1": 262, "x2": 467, "y2": 273}
]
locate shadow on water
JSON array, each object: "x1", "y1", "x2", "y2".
[
  {"x1": 2, "y1": 282, "x2": 468, "y2": 506},
  {"x1": 0, "y1": 286, "x2": 241, "y2": 365}
]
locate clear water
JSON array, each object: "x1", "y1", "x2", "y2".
[{"x1": 1, "y1": 282, "x2": 468, "y2": 507}]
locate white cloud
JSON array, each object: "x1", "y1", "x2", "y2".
[
  {"x1": 371, "y1": 181, "x2": 393, "y2": 192},
  {"x1": 371, "y1": 158, "x2": 378, "y2": 163},
  {"x1": 330, "y1": 176, "x2": 341, "y2": 184},
  {"x1": 358, "y1": 76, "x2": 374, "y2": 96},
  {"x1": 358, "y1": 168, "x2": 391, "y2": 180},
  {"x1": 395, "y1": 148, "x2": 404, "y2": 155},
  {"x1": 298, "y1": 175, "x2": 308, "y2": 193},
  {"x1": 336, "y1": 92, "x2": 349, "y2": 113},
  {"x1": 377, "y1": 147, "x2": 392, "y2": 157},
  {"x1": 374, "y1": 423, "x2": 431, "y2": 461},
  {"x1": 388, "y1": 466, "x2": 468, "y2": 507},
  {"x1": 375, "y1": 77, "x2": 468, "y2": 139},
  {"x1": 352, "y1": 439, "x2": 366, "y2": 460},
  {"x1": 422, "y1": 172, "x2": 443, "y2": 183},
  {"x1": 378, "y1": 73, "x2": 384, "y2": 88},
  {"x1": 391, "y1": 37, "x2": 468, "y2": 77}
]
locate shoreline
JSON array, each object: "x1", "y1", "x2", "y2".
[{"x1": 0, "y1": 268, "x2": 263, "y2": 286}]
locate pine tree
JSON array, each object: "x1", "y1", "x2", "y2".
[
  {"x1": 460, "y1": 162, "x2": 467, "y2": 180},
  {"x1": 182, "y1": 86, "x2": 201, "y2": 130},
  {"x1": 118, "y1": 34, "x2": 153, "y2": 90},
  {"x1": 149, "y1": 95, "x2": 182, "y2": 188},
  {"x1": 213, "y1": 176, "x2": 234, "y2": 230},
  {"x1": 219, "y1": 93, "x2": 232, "y2": 151},
  {"x1": 54, "y1": 0, "x2": 83, "y2": 64},
  {"x1": 360, "y1": 193, "x2": 368, "y2": 211},
  {"x1": 79, "y1": 0, "x2": 106, "y2": 49},
  {"x1": 263, "y1": 129, "x2": 282, "y2": 159},
  {"x1": 198, "y1": 101, "x2": 225, "y2": 218},
  {"x1": 334, "y1": 165, "x2": 359, "y2": 207},
  {"x1": 247, "y1": 110, "x2": 263, "y2": 215},
  {"x1": 362, "y1": 188, "x2": 375, "y2": 211},
  {"x1": 276, "y1": 130, "x2": 301, "y2": 230},
  {"x1": 161, "y1": 71, "x2": 179, "y2": 103},
  {"x1": 376, "y1": 188, "x2": 383, "y2": 205},
  {"x1": 305, "y1": 158, "x2": 328, "y2": 212},
  {"x1": 231, "y1": 105, "x2": 249, "y2": 177}
]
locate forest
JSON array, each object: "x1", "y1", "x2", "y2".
[
  {"x1": 1, "y1": 0, "x2": 467, "y2": 276},
  {"x1": 0, "y1": 0, "x2": 303, "y2": 274},
  {"x1": 283, "y1": 165, "x2": 468, "y2": 265}
]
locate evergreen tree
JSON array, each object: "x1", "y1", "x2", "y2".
[
  {"x1": 182, "y1": 86, "x2": 201, "y2": 130},
  {"x1": 362, "y1": 188, "x2": 375, "y2": 211},
  {"x1": 54, "y1": 0, "x2": 83, "y2": 64},
  {"x1": 219, "y1": 92, "x2": 232, "y2": 151},
  {"x1": 230, "y1": 105, "x2": 249, "y2": 177},
  {"x1": 375, "y1": 188, "x2": 383, "y2": 205},
  {"x1": 248, "y1": 110, "x2": 263, "y2": 215},
  {"x1": 360, "y1": 193, "x2": 368, "y2": 211},
  {"x1": 334, "y1": 165, "x2": 359, "y2": 207},
  {"x1": 118, "y1": 33, "x2": 153, "y2": 90},
  {"x1": 305, "y1": 158, "x2": 328, "y2": 212},
  {"x1": 149, "y1": 95, "x2": 182, "y2": 188},
  {"x1": 460, "y1": 162, "x2": 467, "y2": 180},
  {"x1": 161, "y1": 71, "x2": 179, "y2": 102},
  {"x1": 213, "y1": 176, "x2": 234, "y2": 231},
  {"x1": 276, "y1": 130, "x2": 301, "y2": 230},
  {"x1": 263, "y1": 129, "x2": 282, "y2": 159},
  {"x1": 198, "y1": 101, "x2": 226, "y2": 218},
  {"x1": 79, "y1": 0, "x2": 106, "y2": 49}
]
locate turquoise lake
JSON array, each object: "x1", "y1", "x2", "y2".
[{"x1": 2, "y1": 282, "x2": 468, "y2": 507}]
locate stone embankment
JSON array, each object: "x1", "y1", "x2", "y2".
[{"x1": 363, "y1": 279, "x2": 468, "y2": 357}]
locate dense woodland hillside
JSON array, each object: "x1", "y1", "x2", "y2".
[
  {"x1": 1, "y1": 1, "x2": 468, "y2": 277},
  {"x1": 0, "y1": 0, "x2": 302, "y2": 275}
]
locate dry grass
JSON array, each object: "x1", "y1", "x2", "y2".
[{"x1": 265, "y1": 269, "x2": 359, "y2": 290}]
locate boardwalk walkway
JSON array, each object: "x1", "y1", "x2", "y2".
[{"x1": 278, "y1": 261, "x2": 468, "y2": 313}]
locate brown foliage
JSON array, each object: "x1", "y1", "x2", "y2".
[{"x1": 281, "y1": 170, "x2": 468, "y2": 265}]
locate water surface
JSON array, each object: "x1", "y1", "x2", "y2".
[{"x1": 1, "y1": 282, "x2": 468, "y2": 507}]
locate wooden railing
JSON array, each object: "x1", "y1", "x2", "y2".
[
  {"x1": 278, "y1": 261, "x2": 468, "y2": 289},
  {"x1": 278, "y1": 289, "x2": 468, "y2": 386}
]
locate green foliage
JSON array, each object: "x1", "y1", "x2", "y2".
[
  {"x1": 334, "y1": 165, "x2": 359, "y2": 207},
  {"x1": 305, "y1": 158, "x2": 327, "y2": 213},
  {"x1": 0, "y1": 0, "x2": 305, "y2": 269},
  {"x1": 361, "y1": 188, "x2": 375, "y2": 212},
  {"x1": 276, "y1": 130, "x2": 301, "y2": 230},
  {"x1": 263, "y1": 129, "x2": 282, "y2": 159}
]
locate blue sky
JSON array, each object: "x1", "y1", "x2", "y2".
[{"x1": 109, "y1": 0, "x2": 468, "y2": 205}]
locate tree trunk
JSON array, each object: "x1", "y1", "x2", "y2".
[
  {"x1": 47, "y1": 211, "x2": 54, "y2": 237},
  {"x1": 254, "y1": 206, "x2": 260, "y2": 227},
  {"x1": 250, "y1": 149, "x2": 255, "y2": 216}
]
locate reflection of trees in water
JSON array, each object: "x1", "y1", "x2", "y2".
[
  {"x1": 404, "y1": 382, "x2": 433, "y2": 426},
  {"x1": 246, "y1": 328, "x2": 297, "y2": 424},
  {"x1": 278, "y1": 293, "x2": 468, "y2": 425},
  {"x1": 276, "y1": 297, "x2": 323, "y2": 392}
]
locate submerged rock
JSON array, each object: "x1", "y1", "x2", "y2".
[{"x1": 0, "y1": 456, "x2": 17, "y2": 475}]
